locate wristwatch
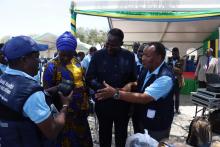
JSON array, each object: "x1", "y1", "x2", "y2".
[
  {"x1": 113, "y1": 88, "x2": 120, "y2": 100},
  {"x1": 62, "y1": 104, "x2": 68, "y2": 108}
]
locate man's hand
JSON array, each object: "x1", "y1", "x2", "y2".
[
  {"x1": 194, "y1": 75, "x2": 198, "y2": 81},
  {"x1": 173, "y1": 66, "x2": 182, "y2": 75},
  {"x1": 45, "y1": 86, "x2": 58, "y2": 94},
  {"x1": 95, "y1": 81, "x2": 116, "y2": 100},
  {"x1": 58, "y1": 90, "x2": 73, "y2": 106},
  {"x1": 121, "y1": 82, "x2": 137, "y2": 92},
  {"x1": 37, "y1": 90, "x2": 73, "y2": 139}
]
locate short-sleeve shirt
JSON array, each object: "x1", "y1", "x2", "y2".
[
  {"x1": 4, "y1": 67, "x2": 51, "y2": 124},
  {"x1": 142, "y1": 62, "x2": 173, "y2": 101},
  {"x1": 81, "y1": 54, "x2": 92, "y2": 72}
]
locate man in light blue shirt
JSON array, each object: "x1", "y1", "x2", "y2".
[
  {"x1": 0, "y1": 36, "x2": 73, "y2": 146},
  {"x1": 81, "y1": 46, "x2": 97, "y2": 73},
  {"x1": 141, "y1": 60, "x2": 173, "y2": 100},
  {"x1": 96, "y1": 42, "x2": 175, "y2": 141},
  {"x1": 132, "y1": 42, "x2": 140, "y2": 64},
  {"x1": 4, "y1": 67, "x2": 52, "y2": 123}
]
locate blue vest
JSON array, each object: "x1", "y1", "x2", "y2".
[
  {"x1": 0, "y1": 73, "x2": 47, "y2": 147},
  {"x1": 136, "y1": 63, "x2": 175, "y2": 131}
]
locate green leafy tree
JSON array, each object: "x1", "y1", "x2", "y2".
[
  {"x1": 76, "y1": 27, "x2": 86, "y2": 42},
  {"x1": 96, "y1": 30, "x2": 107, "y2": 48},
  {"x1": 76, "y1": 27, "x2": 107, "y2": 47}
]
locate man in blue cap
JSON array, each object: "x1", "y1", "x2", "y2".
[
  {"x1": 43, "y1": 31, "x2": 92, "y2": 147},
  {"x1": 0, "y1": 36, "x2": 73, "y2": 147}
]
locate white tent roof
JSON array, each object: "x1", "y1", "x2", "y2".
[
  {"x1": 74, "y1": 0, "x2": 220, "y2": 11},
  {"x1": 73, "y1": 0, "x2": 220, "y2": 55},
  {"x1": 108, "y1": 18, "x2": 220, "y2": 56},
  {"x1": 109, "y1": 18, "x2": 220, "y2": 56},
  {"x1": 109, "y1": 18, "x2": 220, "y2": 45}
]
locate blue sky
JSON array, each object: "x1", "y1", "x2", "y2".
[{"x1": 0, "y1": 0, "x2": 109, "y2": 37}]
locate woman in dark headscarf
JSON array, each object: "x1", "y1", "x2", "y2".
[{"x1": 43, "y1": 31, "x2": 93, "y2": 147}]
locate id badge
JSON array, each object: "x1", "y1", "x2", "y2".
[{"x1": 146, "y1": 109, "x2": 156, "y2": 119}]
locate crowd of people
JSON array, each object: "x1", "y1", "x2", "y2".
[{"x1": 0, "y1": 28, "x2": 218, "y2": 147}]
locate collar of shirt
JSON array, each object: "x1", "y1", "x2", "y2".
[
  {"x1": 0, "y1": 63, "x2": 7, "y2": 72},
  {"x1": 146, "y1": 61, "x2": 165, "y2": 77},
  {"x1": 141, "y1": 61, "x2": 165, "y2": 91},
  {"x1": 136, "y1": 60, "x2": 142, "y2": 66},
  {"x1": 4, "y1": 67, "x2": 36, "y2": 81},
  {"x1": 87, "y1": 54, "x2": 92, "y2": 61},
  {"x1": 103, "y1": 47, "x2": 122, "y2": 55},
  {"x1": 172, "y1": 59, "x2": 177, "y2": 66}
]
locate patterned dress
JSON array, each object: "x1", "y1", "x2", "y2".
[{"x1": 43, "y1": 57, "x2": 93, "y2": 147}]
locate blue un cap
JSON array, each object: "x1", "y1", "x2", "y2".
[{"x1": 2, "y1": 36, "x2": 48, "y2": 60}]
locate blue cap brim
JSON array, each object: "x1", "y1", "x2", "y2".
[{"x1": 34, "y1": 44, "x2": 48, "y2": 51}]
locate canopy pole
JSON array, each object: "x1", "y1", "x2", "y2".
[
  {"x1": 70, "y1": 1, "x2": 77, "y2": 36},
  {"x1": 218, "y1": 27, "x2": 220, "y2": 73}
]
